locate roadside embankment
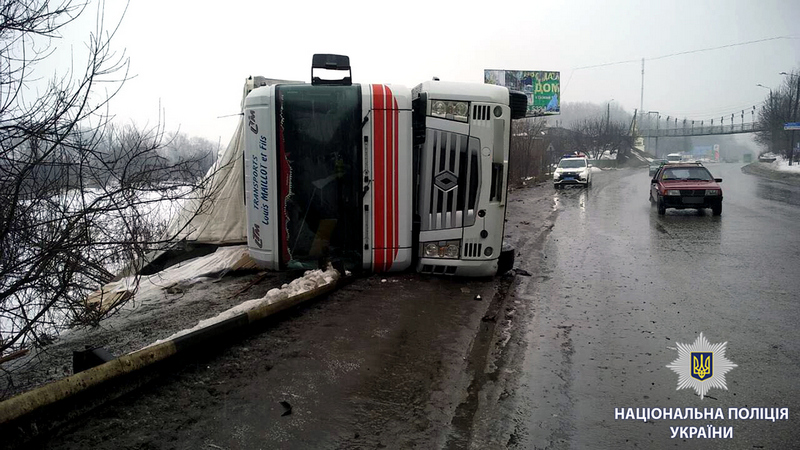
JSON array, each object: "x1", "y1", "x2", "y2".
[
  {"x1": 741, "y1": 162, "x2": 800, "y2": 185},
  {"x1": 0, "y1": 266, "x2": 339, "y2": 446}
]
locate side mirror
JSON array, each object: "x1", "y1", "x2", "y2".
[{"x1": 715, "y1": 178, "x2": 723, "y2": 182}]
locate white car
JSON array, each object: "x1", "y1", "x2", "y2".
[{"x1": 553, "y1": 155, "x2": 592, "y2": 188}]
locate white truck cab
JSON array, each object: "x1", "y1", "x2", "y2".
[{"x1": 243, "y1": 54, "x2": 527, "y2": 276}]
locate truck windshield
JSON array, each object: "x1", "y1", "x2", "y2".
[{"x1": 275, "y1": 85, "x2": 363, "y2": 270}]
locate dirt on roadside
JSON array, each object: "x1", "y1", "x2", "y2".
[{"x1": 0, "y1": 270, "x2": 300, "y2": 401}]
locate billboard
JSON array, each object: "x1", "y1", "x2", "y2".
[
  {"x1": 484, "y1": 70, "x2": 560, "y2": 116},
  {"x1": 691, "y1": 145, "x2": 713, "y2": 156}
]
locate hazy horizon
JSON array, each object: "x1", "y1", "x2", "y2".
[{"x1": 33, "y1": 0, "x2": 800, "y2": 146}]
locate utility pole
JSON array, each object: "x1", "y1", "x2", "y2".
[
  {"x1": 640, "y1": 58, "x2": 645, "y2": 114},
  {"x1": 757, "y1": 84, "x2": 774, "y2": 154},
  {"x1": 786, "y1": 72, "x2": 800, "y2": 166}
]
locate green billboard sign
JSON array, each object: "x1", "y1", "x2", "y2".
[{"x1": 484, "y1": 70, "x2": 560, "y2": 116}]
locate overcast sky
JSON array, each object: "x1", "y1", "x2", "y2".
[{"x1": 42, "y1": 0, "x2": 800, "y2": 144}]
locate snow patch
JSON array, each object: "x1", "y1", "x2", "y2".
[
  {"x1": 144, "y1": 266, "x2": 339, "y2": 348},
  {"x1": 768, "y1": 156, "x2": 800, "y2": 173},
  {"x1": 590, "y1": 167, "x2": 602, "y2": 173}
]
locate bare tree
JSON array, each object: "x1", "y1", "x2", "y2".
[
  {"x1": 509, "y1": 118, "x2": 547, "y2": 185},
  {"x1": 755, "y1": 69, "x2": 800, "y2": 162},
  {"x1": 161, "y1": 131, "x2": 219, "y2": 178},
  {"x1": 564, "y1": 116, "x2": 633, "y2": 160},
  {"x1": 0, "y1": 1, "x2": 218, "y2": 360}
]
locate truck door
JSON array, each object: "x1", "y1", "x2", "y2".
[{"x1": 363, "y1": 84, "x2": 413, "y2": 272}]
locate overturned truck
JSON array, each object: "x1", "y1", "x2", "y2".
[{"x1": 244, "y1": 54, "x2": 527, "y2": 277}]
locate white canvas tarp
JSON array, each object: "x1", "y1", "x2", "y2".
[
  {"x1": 163, "y1": 120, "x2": 248, "y2": 244},
  {"x1": 86, "y1": 245, "x2": 260, "y2": 313},
  {"x1": 164, "y1": 77, "x2": 304, "y2": 245}
]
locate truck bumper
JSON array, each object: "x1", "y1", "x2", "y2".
[{"x1": 416, "y1": 258, "x2": 498, "y2": 277}]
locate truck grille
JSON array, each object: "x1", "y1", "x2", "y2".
[{"x1": 419, "y1": 130, "x2": 481, "y2": 231}]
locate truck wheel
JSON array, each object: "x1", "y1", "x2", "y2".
[
  {"x1": 712, "y1": 203, "x2": 722, "y2": 216},
  {"x1": 657, "y1": 196, "x2": 666, "y2": 216},
  {"x1": 497, "y1": 247, "x2": 515, "y2": 275}
]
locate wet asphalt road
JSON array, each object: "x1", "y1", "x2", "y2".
[{"x1": 478, "y1": 165, "x2": 800, "y2": 449}]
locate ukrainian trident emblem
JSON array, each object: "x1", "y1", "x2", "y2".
[
  {"x1": 691, "y1": 352, "x2": 713, "y2": 381},
  {"x1": 667, "y1": 333, "x2": 737, "y2": 399}
]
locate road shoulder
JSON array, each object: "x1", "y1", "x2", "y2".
[{"x1": 741, "y1": 162, "x2": 800, "y2": 185}]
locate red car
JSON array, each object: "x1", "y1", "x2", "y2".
[{"x1": 649, "y1": 163, "x2": 723, "y2": 216}]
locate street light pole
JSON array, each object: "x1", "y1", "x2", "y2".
[{"x1": 757, "y1": 84, "x2": 775, "y2": 154}]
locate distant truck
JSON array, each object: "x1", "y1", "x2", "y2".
[{"x1": 666, "y1": 153, "x2": 682, "y2": 163}]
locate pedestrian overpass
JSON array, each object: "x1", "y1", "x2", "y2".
[{"x1": 638, "y1": 122, "x2": 765, "y2": 138}]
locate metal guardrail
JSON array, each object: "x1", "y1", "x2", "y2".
[{"x1": 639, "y1": 122, "x2": 765, "y2": 138}]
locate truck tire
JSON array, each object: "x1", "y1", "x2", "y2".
[{"x1": 497, "y1": 246, "x2": 515, "y2": 275}]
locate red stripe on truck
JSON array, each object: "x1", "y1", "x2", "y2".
[
  {"x1": 385, "y1": 87, "x2": 394, "y2": 271},
  {"x1": 372, "y1": 84, "x2": 385, "y2": 272},
  {"x1": 371, "y1": 84, "x2": 401, "y2": 272}
]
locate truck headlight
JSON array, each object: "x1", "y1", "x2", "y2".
[
  {"x1": 421, "y1": 240, "x2": 461, "y2": 259},
  {"x1": 423, "y1": 242, "x2": 439, "y2": 257},
  {"x1": 430, "y1": 100, "x2": 469, "y2": 122},
  {"x1": 705, "y1": 189, "x2": 720, "y2": 196},
  {"x1": 666, "y1": 190, "x2": 681, "y2": 196},
  {"x1": 444, "y1": 243, "x2": 460, "y2": 258},
  {"x1": 432, "y1": 101, "x2": 447, "y2": 117}
]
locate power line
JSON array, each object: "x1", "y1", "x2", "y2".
[
  {"x1": 572, "y1": 35, "x2": 796, "y2": 71},
  {"x1": 565, "y1": 35, "x2": 798, "y2": 90},
  {"x1": 648, "y1": 36, "x2": 797, "y2": 62}
]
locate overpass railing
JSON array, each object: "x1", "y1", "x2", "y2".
[{"x1": 639, "y1": 122, "x2": 764, "y2": 138}]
